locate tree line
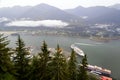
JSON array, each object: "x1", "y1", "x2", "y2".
[{"x1": 0, "y1": 34, "x2": 99, "y2": 80}]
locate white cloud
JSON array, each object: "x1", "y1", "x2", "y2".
[
  {"x1": 6, "y1": 20, "x2": 69, "y2": 28},
  {"x1": 0, "y1": 17, "x2": 10, "y2": 22},
  {"x1": 81, "y1": 16, "x2": 88, "y2": 19}
]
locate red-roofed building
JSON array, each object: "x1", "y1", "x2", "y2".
[{"x1": 101, "y1": 76, "x2": 112, "y2": 80}]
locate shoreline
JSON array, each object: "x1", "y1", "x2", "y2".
[
  {"x1": 89, "y1": 36, "x2": 120, "y2": 42},
  {"x1": 1, "y1": 30, "x2": 120, "y2": 43}
]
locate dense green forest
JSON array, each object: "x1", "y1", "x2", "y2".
[{"x1": 0, "y1": 34, "x2": 102, "y2": 80}]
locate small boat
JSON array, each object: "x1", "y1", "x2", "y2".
[{"x1": 11, "y1": 33, "x2": 19, "y2": 36}]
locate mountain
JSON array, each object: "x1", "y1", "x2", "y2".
[
  {"x1": 65, "y1": 6, "x2": 120, "y2": 24},
  {"x1": 1, "y1": 3, "x2": 120, "y2": 26},
  {"x1": 0, "y1": 6, "x2": 31, "y2": 19},
  {"x1": 0, "y1": 3, "x2": 83, "y2": 24},
  {"x1": 21, "y1": 3, "x2": 83, "y2": 23},
  {"x1": 109, "y1": 4, "x2": 120, "y2": 10},
  {"x1": 89, "y1": 9, "x2": 120, "y2": 23}
]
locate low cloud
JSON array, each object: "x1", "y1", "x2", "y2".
[
  {"x1": 0, "y1": 17, "x2": 10, "y2": 22},
  {"x1": 6, "y1": 20, "x2": 69, "y2": 28}
]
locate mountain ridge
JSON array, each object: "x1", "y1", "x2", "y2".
[
  {"x1": 0, "y1": 3, "x2": 120, "y2": 25},
  {"x1": 65, "y1": 5, "x2": 120, "y2": 24},
  {"x1": 0, "y1": 3, "x2": 84, "y2": 24}
]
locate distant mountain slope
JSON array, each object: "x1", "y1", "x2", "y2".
[
  {"x1": 0, "y1": 3, "x2": 84, "y2": 25},
  {"x1": 0, "y1": 6, "x2": 31, "y2": 19},
  {"x1": 1, "y1": 3, "x2": 120, "y2": 25},
  {"x1": 89, "y1": 9, "x2": 120, "y2": 23},
  {"x1": 21, "y1": 3, "x2": 83, "y2": 23},
  {"x1": 65, "y1": 6, "x2": 120, "y2": 24},
  {"x1": 109, "y1": 4, "x2": 120, "y2": 10}
]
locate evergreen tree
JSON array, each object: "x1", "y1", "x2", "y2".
[
  {"x1": 30, "y1": 56, "x2": 40, "y2": 80},
  {"x1": 0, "y1": 34, "x2": 15, "y2": 80},
  {"x1": 78, "y1": 54, "x2": 88, "y2": 80},
  {"x1": 13, "y1": 35, "x2": 31, "y2": 80},
  {"x1": 39, "y1": 41, "x2": 50, "y2": 80},
  {"x1": 49, "y1": 45, "x2": 68, "y2": 80},
  {"x1": 67, "y1": 49, "x2": 77, "y2": 80},
  {"x1": 88, "y1": 73, "x2": 100, "y2": 80},
  {"x1": 30, "y1": 41, "x2": 50, "y2": 80}
]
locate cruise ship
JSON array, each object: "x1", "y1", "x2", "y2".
[{"x1": 71, "y1": 44, "x2": 85, "y2": 57}]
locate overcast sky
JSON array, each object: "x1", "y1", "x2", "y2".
[{"x1": 0, "y1": 0, "x2": 120, "y2": 9}]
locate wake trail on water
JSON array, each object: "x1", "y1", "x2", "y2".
[{"x1": 74, "y1": 42, "x2": 103, "y2": 46}]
